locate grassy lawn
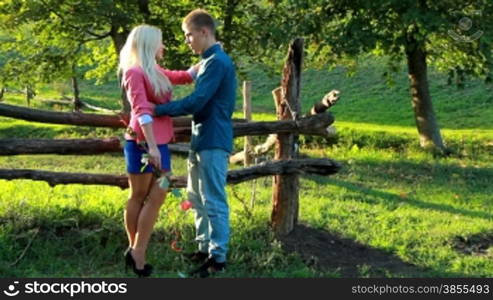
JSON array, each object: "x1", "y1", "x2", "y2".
[{"x1": 0, "y1": 56, "x2": 492, "y2": 277}]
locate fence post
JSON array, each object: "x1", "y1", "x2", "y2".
[
  {"x1": 271, "y1": 38, "x2": 303, "y2": 237},
  {"x1": 242, "y1": 81, "x2": 253, "y2": 167}
]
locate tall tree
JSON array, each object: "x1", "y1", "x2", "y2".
[{"x1": 257, "y1": 0, "x2": 493, "y2": 153}]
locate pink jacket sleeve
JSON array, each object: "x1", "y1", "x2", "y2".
[
  {"x1": 163, "y1": 69, "x2": 194, "y2": 85},
  {"x1": 124, "y1": 68, "x2": 154, "y2": 118}
]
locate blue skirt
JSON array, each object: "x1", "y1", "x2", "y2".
[{"x1": 123, "y1": 140, "x2": 171, "y2": 174}]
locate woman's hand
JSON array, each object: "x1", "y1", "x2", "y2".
[{"x1": 148, "y1": 146, "x2": 161, "y2": 171}]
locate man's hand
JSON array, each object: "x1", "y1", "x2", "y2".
[{"x1": 154, "y1": 104, "x2": 166, "y2": 116}]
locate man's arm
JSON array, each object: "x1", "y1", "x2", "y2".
[{"x1": 155, "y1": 58, "x2": 225, "y2": 117}]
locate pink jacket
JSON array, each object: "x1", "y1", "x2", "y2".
[{"x1": 123, "y1": 65, "x2": 193, "y2": 144}]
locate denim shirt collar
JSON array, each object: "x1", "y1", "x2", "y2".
[{"x1": 201, "y1": 43, "x2": 221, "y2": 59}]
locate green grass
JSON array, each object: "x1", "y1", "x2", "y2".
[{"x1": 0, "y1": 56, "x2": 492, "y2": 277}]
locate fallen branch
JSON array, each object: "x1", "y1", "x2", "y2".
[
  {"x1": 9, "y1": 227, "x2": 40, "y2": 267},
  {"x1": 0, "y1": 158, "x2": 341, "y2": 189},
  {"x1": 229, "y1": 133, "x2": 277, "y2": 164},
  {"x1": 80, "y1": 100, "x2": 120, "y2": 114}
]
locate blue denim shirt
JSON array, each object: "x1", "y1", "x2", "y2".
[{"x1": 155, "y1": 44, "x2": 237, "y2": 153}]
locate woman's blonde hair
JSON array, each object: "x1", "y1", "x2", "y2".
[{"x1": 118, "y1": 25, "x2": 171, "y2": 96}]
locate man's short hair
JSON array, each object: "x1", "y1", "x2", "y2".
[{"x1": 182, "y1": 9, "x2": 216, "y2": 35}]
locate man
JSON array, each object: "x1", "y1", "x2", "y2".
[{"x1": 154, "y1": 9, "x2": 236, "y2": 277}]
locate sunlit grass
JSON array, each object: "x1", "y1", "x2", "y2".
[{"x1": 0, "y1": 57, "x2": 492, "y2": 277}]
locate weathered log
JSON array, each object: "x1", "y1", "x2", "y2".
[
  {"x1": 0, "y1": 112, "x2": 335, "y2": 151},
  {"x1": 0, "y1": 112, "x2": 333, "y2": 156},
  {"x1": 233, "y1": 112, "x2": 334, "y2": 137},
  {"x1": 39, "y1": 99, "x2": 73, "y2": 106},
  {"x1": 307, "y1": 89, "x2": 340, "y2": 116},
  {"x1": 230, "y1": 88, "x2": 340, "y2": 165},
  {"x1": 254, "y1": 134, "x2": 278, "y2": 155},
  {"x1": 242, "y1": 81, "x2": 253, "y2": 166},
  {"x1": 230, "y1": 113, "x2": 332, "y2": 165},
  {"x1": 0, "y1": 169, "x2": 131, "y2": 189},
  {"x1": 0, "y1": 103, "x2": 246, "y2": 128},
  {"x1": 272, "y1": 38, "x2": 303, "y2": 237},
  {"x1": 0, "y1": 138, "x2": 121, "y2": 155},
  {"x1": 228, "y1": 158, "x2": 341, "y2": 183},
  {"x1": 0, "y1": 158, "x2": 341, "y2": 189},
  {"x1": 0, "y1": 102, "x2": 330, "y2": 139},
  {"x1": 43, "y1": 97, "x2": 122, "y2": 113},
  {"x1": 80, "y1": 100, "x2": 120, "y2": 114},
  {"x1": 229, "y1": 133, "x2": 277, "y2": 164},
  {"x1": 0, "y1": 102, "x2": 128, "y2": 128},
  {"x1": 0, "y1": 138, "x2": 190, "y2": 156}
]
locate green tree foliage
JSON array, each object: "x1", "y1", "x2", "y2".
[
  {"x1": 1, "y1": 0, "x2": 491, "y2": 150},
  {"x1": 256, "y1": 0, "x2": 493, "y2": 152},
  {"x1": 0, "y1": 0, "x2": 274, "y2": 92}
]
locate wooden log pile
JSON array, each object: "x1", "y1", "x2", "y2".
[{"x1": 229, "y1": 89, "x2": 341, "y2": 165}]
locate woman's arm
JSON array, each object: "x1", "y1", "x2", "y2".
[
  {"x1": 162, "y1": 64, "x2": 199, "y2": 85},
  {"x1": 140, "y1": 122, "x2": 161, "y2": 171},
  {"x1": 124, "y1": 68, "x2": 155, "y2": 118},
  {"x1": 124, "y1": 68, "x2": 161, "y2": 170}
]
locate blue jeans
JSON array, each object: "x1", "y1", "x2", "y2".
[{"x1": 187, "y1": 149, "x2": 229, "y2": 263}]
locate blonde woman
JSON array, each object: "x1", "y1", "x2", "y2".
[{"x1": 118, "y1": 24, "x2": 196, "y2": 277}]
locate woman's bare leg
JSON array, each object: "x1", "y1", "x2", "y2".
[
  {"x1": 125, "y1": 173, "x2": 154, "y2": 249},
  {"x1": 131, "y1": 180, "x2": 167, "y2": 269}
]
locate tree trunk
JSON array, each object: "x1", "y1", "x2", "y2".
[
  {"x1": 137, "y1": 0, "x2": 151, "y2": 23},
  {"x1": 71, "y1": 76, "x2": 83, "y2": 112},
  {"x1": 0, "y1": 158, "x2": 340, "y2": 189},
  {"x1": 0, "y1": 87, "x2": 5, "y2": 101},
  {"x1": 221, "y1": 0, "x2": 239, "y2": 53},
  {"x1": 406, "y1": 41, "x2": 446, "y2": 153},
  {"x1": 119, "y1": 83, "x2": 131, "y2": 114},
  {"x1": 111, "y1": 25, "x2": 131, "y2": 113},
  {"x1": 25, "y1": 86, "x2": 35, "y2": 107},
  {"x1": 271, "y1": 38, "x2": 303, "y2": 237}
]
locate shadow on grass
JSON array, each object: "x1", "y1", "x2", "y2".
[
  {"x1": 305, "y1": 158, "x2": 493, "y2": 220},
  {"x1": 328, "y1": 178, "x2": 492, "y2": 220},
  {"x1": 0, "y1": 203, "x2": 471, "y2": 278},
  {"x1": 280, "y1": 223, "x2": 447, "y2": 277}
]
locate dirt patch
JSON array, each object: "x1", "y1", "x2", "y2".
[
  {"x1": 452, "y1": 233, "x2": 493, "y2": 257},
  {"x1": 280, "y1": 224, "x2": 425, "y2": 277}
]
